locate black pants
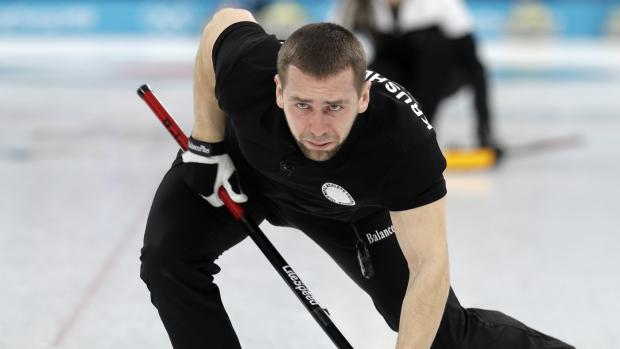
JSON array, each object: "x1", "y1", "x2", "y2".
[
  {"x1": 140, "y1": 161, "x2": 573, "y2": 349},
  {"x1": 370, "y1": 28, "x2": 494, "y2": 146}
]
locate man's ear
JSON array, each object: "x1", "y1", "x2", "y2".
[
  {"x1": 358, "y1": 80, "x2": 371, "y2": 113},
  {"x1": 274, "y1": 74, "x2": 284, "y2": 109}
]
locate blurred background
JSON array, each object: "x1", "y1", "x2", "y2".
[{"x1": 1, "y1": 0, "x2": 619, "y2": 348}]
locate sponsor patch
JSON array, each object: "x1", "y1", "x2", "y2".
[{"x1": 321, "y1": 182, "x2": 356, "y2": 206}]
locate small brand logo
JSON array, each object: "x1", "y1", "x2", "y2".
[
  {"x1": 366, "y1": 224, "x2": 396, "y2": 244},
  {"x1": 321, "y1": 183, "x2": 355, "y2": 206},
  {"x1": 188, "y1": 142, "x2": 211, "y2": 155},
  {"x1": 283, "y1": 266, "x2": 318, "y2": 306}
]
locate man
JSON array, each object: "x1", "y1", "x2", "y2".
[{"x1": 140, "y1": 8, "x2": 572, "y2": 349}]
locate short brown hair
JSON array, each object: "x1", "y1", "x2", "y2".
[{"x1": 277, "y1": 22, "x2": 367, "y2": 93}]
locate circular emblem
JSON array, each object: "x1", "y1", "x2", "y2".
[{"x1": 321, "y1": 183, "x2": 356, "y2": 206}]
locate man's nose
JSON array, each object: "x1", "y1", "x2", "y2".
[{"x1": 308, "y1": 113, "x2": 330, "y2": 137}]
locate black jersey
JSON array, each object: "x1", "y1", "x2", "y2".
[{"x1": 213, "y1": 22, "x2": 446, "y2": 222}]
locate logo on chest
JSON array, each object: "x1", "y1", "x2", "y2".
[{"x1": 321, "y1": 183, "x2": 356, "y2": 206}]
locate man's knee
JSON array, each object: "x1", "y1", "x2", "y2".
[
  {"x1": 140, "y1": 242, "x2": 174, "y2": 290},
  {"x1": 139, "y1": 241, "x2": 221, "y2": 293}
]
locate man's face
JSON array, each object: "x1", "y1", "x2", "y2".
[{"x1": 275, "y1": 65, "x2": 370, "y2": 161}]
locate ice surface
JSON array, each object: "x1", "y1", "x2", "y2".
[{"x1": 1, "y1": 37, "x2": 618, "y2": 348}]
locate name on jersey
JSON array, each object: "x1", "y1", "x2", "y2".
[
  {"x1": 365, "y1": 70, "x2": 433, "y2": 130},
  {"x1": 366, "y1": 224, "x2": 396, "y2": 244}
]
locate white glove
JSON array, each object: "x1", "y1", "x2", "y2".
[{"x1": 181, "y1": 137, "x2": 248, "y2": 207}]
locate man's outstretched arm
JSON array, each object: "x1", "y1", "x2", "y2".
[
  {"x1": 180, "y1": 8, "x2": 256, "y2": 206},
  {"x1": 192, "y1": 8, "x2": 257, "y2": 142},
  {"x1": 390, "y1": 197, "x2": 450, "y2": 349}
]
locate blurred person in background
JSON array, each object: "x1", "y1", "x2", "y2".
[
  {"x1": 224, "y1": 0, "x2": 309, "y2": 37},
  {"x1": 332, "y1": 0, "x2": 504, "y2": 154}
]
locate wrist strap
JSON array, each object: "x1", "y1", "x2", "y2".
[{"x1": 187, "y1": 137, "x2": 226, "y2": 156}]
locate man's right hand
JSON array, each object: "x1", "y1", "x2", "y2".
[{"x1": 181, "y1": 136, "x2": 248, "y2": 207}]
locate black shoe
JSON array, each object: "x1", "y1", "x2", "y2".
[{"x1": 479, "y1": 135, "x2": 505, "y2": 164}]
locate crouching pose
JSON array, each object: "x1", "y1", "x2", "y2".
[{"x1": 140, "y1": 8, "x2": 573, "y2": 349}]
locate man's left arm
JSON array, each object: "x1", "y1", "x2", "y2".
[{"x1": 389, "y1": 197, "x2": 450, "y2": 349}]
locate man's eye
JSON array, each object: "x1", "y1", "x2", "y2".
[
  {"x1": 328, "y1": 104, "x2": 342, "y2": 111},
  {"x1": 296, "y1": 103, "x2": 309, "y2": 109}
]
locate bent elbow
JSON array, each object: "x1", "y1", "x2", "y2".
[{"x1": 203, "y1": 8, "x2": 255, "y2": 35}]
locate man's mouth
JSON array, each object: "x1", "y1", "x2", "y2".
[{"x1": 304, "y1": 140, "x2": 333, "y2": 150}]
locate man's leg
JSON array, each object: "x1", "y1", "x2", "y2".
[
  {"x1": 405, "y1": 27, "x2": 453, "y2": 123},
  {"x1": 450, "y1": 33, "x2": 504, "y2": 151},
  {"x1": 369, "y1": 33, "x2": 414, "y2": 91},
  {"x1": 285, "y1": 209, "x2": 574, "y2": 349},
  {"x1": 139, "y1": 159, "x2": 263, "y2": 349}
]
